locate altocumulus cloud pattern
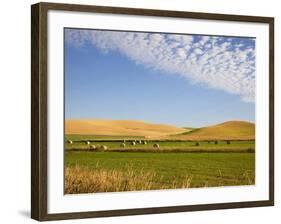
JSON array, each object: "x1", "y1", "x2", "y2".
[{"x1": 65, "y1": 29, "x2": 255, "y2": 103}]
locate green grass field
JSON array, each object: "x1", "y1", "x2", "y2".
[
  {"x1": 64, "y1": 134, "x2": 255, "y2": 193},
  {"x1": 65, "y1": 151, "x2": 255, "y2": 190}
]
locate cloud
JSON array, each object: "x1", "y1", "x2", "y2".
[{"x1": 65, "y1": 29, "x2": 255, "y2": 102}]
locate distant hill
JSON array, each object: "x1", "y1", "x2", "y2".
[
  {"x1": 65, "y1": 119, "x2": 187, "y2": 137},
  {"x1": 168, "y1": 121, "x2": 255, "y2": 140}
]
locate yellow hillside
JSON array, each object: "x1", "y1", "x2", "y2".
[
  {"x1": 169, "y1": 121, "x2": 255, "y2": 140},
  {"x1": 65, "y1": 119, "x2": 187, "y2": 137}
]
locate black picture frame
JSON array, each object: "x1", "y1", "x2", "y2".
[{"x1": 31, "y1": 2, "x2": 274, "y2": 221}]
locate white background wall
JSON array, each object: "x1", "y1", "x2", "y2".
[{"x1": 0, "y1": 0, "x2": 279, "y2": 223}]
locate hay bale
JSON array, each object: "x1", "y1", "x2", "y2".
[
  {"x1": 153, "y1": 143, "x2": 160, "y2": 149},
  {"x1": 131, "y1": 142, "x2": 136, "y2": 146},
  {"x1": 120, "y1": 143, "x2": 126, "y2": 148},
  {"x1": 89, "y1": 145, "x2": 97, "y2": 151},
  {"x1": 101, "y1": 145, "x2": 108, "y2": 151},
  {"x1": 143, "y1": 141, "x2": 147, "y2": 145},
  {"x1": 85, "y1": 141, "x2": 90, "y2": 145},
  {"x1": 67, "y1": 140, "x2": 73, "y2": 144},
  {"x1": 138, "y1": 140, "x2": 142, "y2": 144}
]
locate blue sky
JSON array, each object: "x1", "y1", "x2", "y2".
[{"x1": 64, "y1": 29, "x2": 255, "y2": 127}]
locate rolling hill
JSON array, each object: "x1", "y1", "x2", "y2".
[
  {"x1": 65, "y1": 119, "x2": 187, "y2": 137},
  {"x1": 168, "y1": 121, "x2": 255, "y2": 140}
]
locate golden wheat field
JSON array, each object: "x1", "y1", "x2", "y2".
[
  {"x1": 65, "y1": 119, "x2": 255, "y2": 140},
  {"x1": 65, "y1": 165, "x2": 192, "y2": 194},
  {"x1": 65, "y1": 119, "x2": 187, "y2": 137}
]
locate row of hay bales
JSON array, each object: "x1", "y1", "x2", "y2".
[
  {"x1": 119, "y1": 140, "x2": 160, "y2": 149},
  {"x1": 89, "y1": 144, "x2": 107, "y2": 151},
  {"x1": 67, "y1": 139, "x2": 232, "y2": 145},
  {"x1": 122, "y1": 140, "x2": 148, "y2": 147},
  {"x1": 66, "y1": 140, "x2": 107, "y2": 151},
  {"x1": 66, "y1": 139, "x2": 159, "y2": 152},
  {"x1": 196, "y1": 140, "x2": 231, "y2": 146},
  {"x1": 66, "y1": 139, "x2": 156, "y2": 151},
  {"x1": 83, "y1": 141, "x2": 108, "y2": 152},
  {"x1": 67, "y1": 139, "x2": 94, "y2": 145},
  {"x1": 66, "y1": 139, "x2": 233, "y2": 151}
]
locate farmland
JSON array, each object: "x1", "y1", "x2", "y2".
[
  {"x1": 65, "y1": 151, "x2": 255, "y2": 194},
  {"x1": 64, "y1": 119, "x2": 255, "y2": 194}
]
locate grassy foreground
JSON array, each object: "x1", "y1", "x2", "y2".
[
  {"x1": 65, "y1": 165, "x2": 192, "y2": 194},
  {"x1": 65, "y1": 152, "x2": 255, "y2": 194}
]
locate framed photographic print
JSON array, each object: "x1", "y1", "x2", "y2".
[{"x1": 31, "y1": 2, "x2": 274, "y2": 221}]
